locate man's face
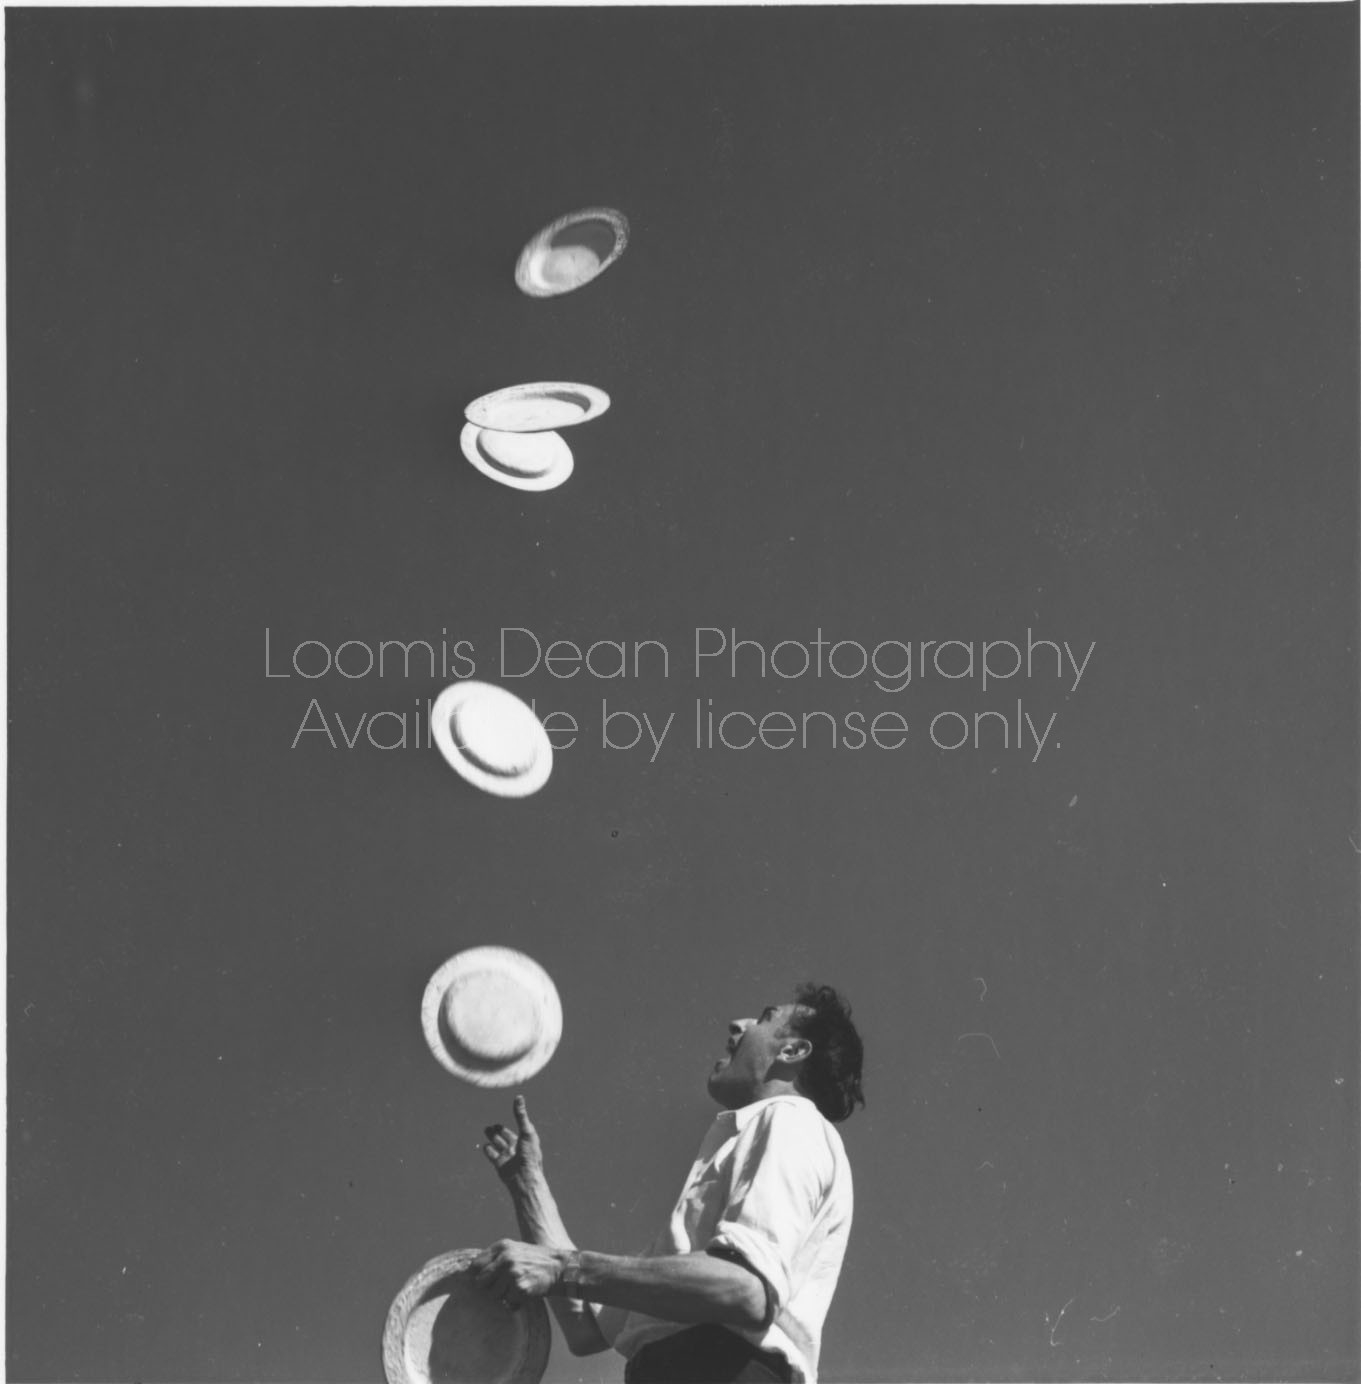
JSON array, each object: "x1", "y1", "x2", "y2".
[{"x1": 706, "y1": 1003, "x2": 805, "y2": 1109}]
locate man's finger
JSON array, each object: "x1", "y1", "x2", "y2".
[
  {"x1": 484, "y1": 1124, "x2": 507, "y2": 1141},
  {"x1": 513, "y1": 1095, "x2": 535, "y2": 1136}
]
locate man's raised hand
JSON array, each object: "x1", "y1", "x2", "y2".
[{"x1": 482, "y1": 1094, "x2": 544, "y2": 1188}]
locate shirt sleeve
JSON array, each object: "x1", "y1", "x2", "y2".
[
  {"x1": 705, "y1": 1102, "x2": 833, "y2": 1316},
  {"x1": 593, "y1": 1303, "x2": 626, "y2": 1346}
]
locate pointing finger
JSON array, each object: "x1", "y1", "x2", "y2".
[{"x1": 513, "y1": 1095, "x2": 535, "y2": 1136}]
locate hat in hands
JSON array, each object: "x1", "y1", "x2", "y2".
[{"x1": 383, "y1": 1248, "x2": 550, "y2": 1384}]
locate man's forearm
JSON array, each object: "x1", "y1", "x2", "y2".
[
  {"x1": 504, "y1": 1173, "x2": 610, "y2": 1356},
  {"x1": 506, "y1": 1171, "x2": 574, "y2": 1249},
  {"x1": 557, "y1": 1249, "x2": 767, "y2": 1331}
]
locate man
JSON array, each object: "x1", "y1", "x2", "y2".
[{"x1": 470, "y1": 983, "x2": 865, "y2": 1383}]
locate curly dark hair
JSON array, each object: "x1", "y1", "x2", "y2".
[{"x1": 784, "y1": 983, "x2": 866, "y2": 1123}]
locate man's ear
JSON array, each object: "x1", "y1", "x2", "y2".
[{"x1": 778, "y1": 1037, "x2": 812, "y2": 1065}]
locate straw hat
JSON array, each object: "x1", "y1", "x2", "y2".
[
  {"x1": 382, "y1": 1247, "x2": 550, "y2": 1384},
  {"x1": 464, "y1": 382, "x2": 609, "y2": 434},
  {"x1": 421, "y1": 946, "x2": 563, "y2": 1087},
  {"x1": 514, "y1": 207, "x2": 630, "y2": 298},
  {"x1": 430, "y1": 681, "x2": 553, "y2": 798},
  {"x1": 459, "y1": 423, "x2": 573, "y2": 492}
]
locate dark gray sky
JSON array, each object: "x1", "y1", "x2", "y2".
[{"x1": 6, "y1": 6, "x2": 1358, "y2": 1382}]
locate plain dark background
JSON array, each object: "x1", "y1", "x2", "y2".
[{"x1": 7, "y1": 6, "x2": 1359, "y2": 1382}]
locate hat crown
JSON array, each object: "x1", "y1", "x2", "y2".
[
  {"x1": 475, "y1": 430, "x2": 559, "y2": 478},
  {"x1": 452, "y1": 695, "x2": 542, "y2": 777},
  {"x1": 537, "y1": 244, "x2": 602, "y2": 291},
  {"x1": 444, "y1": 970, "x2": 539, "y2": 1062}
]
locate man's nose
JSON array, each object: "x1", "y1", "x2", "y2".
[{"x1": 730, "y1": 1019, "x2": 753, "y2": 1038}]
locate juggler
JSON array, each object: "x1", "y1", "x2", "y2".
[{"x1": 471, "y1": 983, "x2": 865, "y2": 1383}]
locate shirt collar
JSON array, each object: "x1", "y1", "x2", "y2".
[{"x1": 716, "y1": 1092, "x2": 816, "y2": 1133}]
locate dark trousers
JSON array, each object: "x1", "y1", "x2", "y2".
[{"x1": 624, "y1": 1325, "x2": 794, "y2": 1383}]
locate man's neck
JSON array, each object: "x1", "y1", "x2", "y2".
[{"x1": 729, "y1": 1077, "x2": 805, "y2": 1111}]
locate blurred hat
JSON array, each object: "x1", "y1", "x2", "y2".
[
  {"x1": 464, "y1": 381, "x2": 609, "y2": 434},
  {"x1": 382, "y1": 1247, "x2": 550, "y2": 1384},
  {"x1": 421, "y1": 946, "x2": 562, "y2": 1088},
  {"x1": 459, "y1": 423, "x2": 573, "y2": 492},
  {"x1": 430, "y1": 681, "x2": 552, "y2": 798},
  {"x1": 514, "y1": 207, "x2": 629, "y2": 298}
]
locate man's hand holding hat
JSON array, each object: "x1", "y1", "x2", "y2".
[{"x1": 470, "y1": 1239, "x2": 570, "y2": 1311}]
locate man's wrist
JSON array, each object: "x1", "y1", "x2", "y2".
[{"x1": 552, "y1": 1249, "x2": 586, "y2": 1300}]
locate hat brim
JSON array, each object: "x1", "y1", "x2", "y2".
[
  {"x1": 464, "y1": 382, "x2": 610, "y2": 434},
  {"x1": 430, "y1": 682, "x2": 553, "y2": 799},
  {"x1": 514, "y1": 206, "x2": 630, "y2": 299},
  {"x1": 420, "y1": 947, "x2": 563, "y2": 1088},
  {"x1": 382, "y1": 1248, "x2": 551, "y2": 1384},
  {"x1": 459, "y1": 423, "x2": 574, "y2": 493}
]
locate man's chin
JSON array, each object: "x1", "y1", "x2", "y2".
[{"x1": 707, "y1": 1070, "x2": 744, "y2": 1108}]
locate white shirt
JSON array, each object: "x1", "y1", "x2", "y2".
[{"x1": 596, "y1": 1094, "x2": 853, "y2": 1383}]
